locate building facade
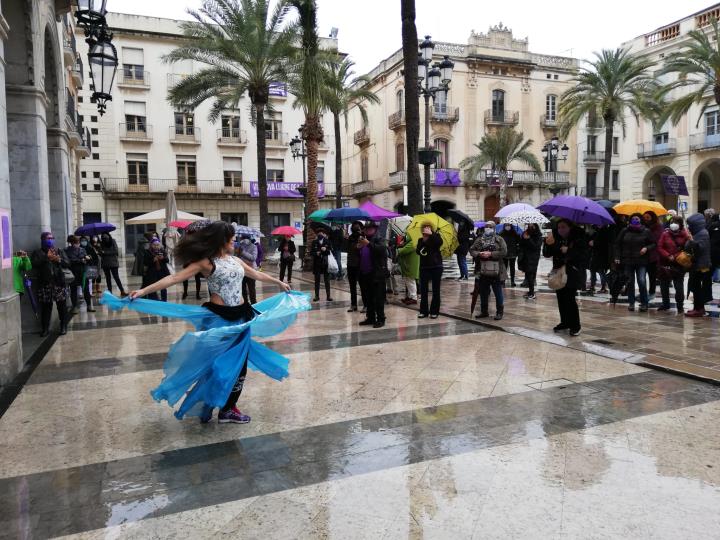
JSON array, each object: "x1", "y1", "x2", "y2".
[
  {"x1": 575, "y1": 4, "x2": 720, "y2": 213},
  {"x1": 77, "y1": 13, "x2": 343, "y2": 255},
  {"x1": 0, "y1": 0, "x2": 87, "y2": 387},
  {"x1": 341, "y1": 24, "x2": 579, "y2": 220}
]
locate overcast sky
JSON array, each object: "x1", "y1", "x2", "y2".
[{"x1": 115, "y1": 0, "x2": 714, "y2": 74}]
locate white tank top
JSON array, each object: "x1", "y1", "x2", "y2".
[{"x1": 207, "y1": 256, "x2": 245, "y2": 306}]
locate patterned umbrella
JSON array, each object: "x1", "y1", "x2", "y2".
[
  {"x1": 234, "y1": 225, "x2": 264, "y2": 238},
  {"x1": 495, "y1": 203, "x2": 536, "y2": 218},
  {"x1": 501, "y1": 210, "x2": 550, "y2": 226}
]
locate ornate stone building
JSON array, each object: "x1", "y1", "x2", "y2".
[
  {"x1": 341, "y1": 24, "x2": 579, "y2": 219},
  {"x1": 0, "y1": 1, "x2": 87, "y2": 387}
]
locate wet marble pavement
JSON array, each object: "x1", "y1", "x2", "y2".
[{"x1": 2, "y1": 273, "x2": 720, "y2": 539}]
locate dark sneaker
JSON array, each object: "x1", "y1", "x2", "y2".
[
  {"x1": 200, "y1": 405, "x2": 214, "y2": 424},
  {"x1": 347, "y1": 306, "x2": 358, "y2": 312},
  {"x1": 218, "y1": 407, "x2": 251, "y2": 424},
  {"x1": 656, "y1": 305, "x2": 670, "y2": 312},
  {"x1": 358, "y1": 319, "x2": 375, "y2": 326},
  {"x1": 553, "y1": 324, "x2": 569, "y2": 332},
  {"x1": 569, "y1": 328, "x2": 582, "y2": 336},
  {"x1": 475, "y1": 312, "x2": 489, "y2": 319},
  {"x1": 526, "y1": 293, "x2": 536, "y2": 300},
  {"x1": 639, "y1": 305, "x2": 648, "y2": 312},
  {"x1": 628, "y1": 305, "x2": 635, "y2": 312},
  {"x1": 373, "y1": 321, "x2": 385, "y2": 328},
  {"x1": 429, "y1": 314, "x2": 439, "y2": 319},
  {"x1": 418, "y1": 313, "x2": 429, "y2": 319},
  {"x1": 405, "y1": 299, "x2": 418, "y2": 305}
]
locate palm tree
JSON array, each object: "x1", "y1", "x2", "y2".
[
  {"x1": 558, "y1": 48, "x2": 662, "y2": 199},
  {"x1": 164, "y1": 0, "x2": 295, "y2": 246},
  {"x1": 287, "y1": 0, "x2": 326, "y2": 267},
  {"x1": 401, "y1": 0, "x2": 423, "y2": 215},
  {"x1": 324, "y1": 56, "x2": 379, "y2": 208},
  {"x1": 659, "y1": 18, "x2": 720, "y2": 126},
  {"x1": 460, "y1": 128, "x2": 542, "y2": 208}
]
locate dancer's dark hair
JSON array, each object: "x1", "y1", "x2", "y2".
[{"x1": 175, "y1": 220, "x2": 235, "y2": 264}]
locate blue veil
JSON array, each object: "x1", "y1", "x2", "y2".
[{"x1": 100, "y1": 291, "x2": 311, "y2": 418}]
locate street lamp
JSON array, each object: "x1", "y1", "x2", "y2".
[
  {"x1": 541, "y1": 136, "x2": 569, "y2": 196},
  {"x1": 290, "y1": 130, "x2": 309, "y2": 267},
  {"x1": 75, "y1": 0, "x2": 108, "y2": 35},
  {"x1": 417, "y1": 35, "x2": 454, "y2": 213}
]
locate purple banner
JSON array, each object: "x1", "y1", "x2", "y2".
[
  {"x1": 661, "y1": 175, "x2": 689, "y2": 196},
  {"x1": 250, "y1": 181, "x2": 325, "y2": 198},
  {"x1": 434, "y1": 169, "x2": 461, "y2": 186},
  {"x1": 269, "y1": 82, "x2": 288, "y2": 97},
  {"x1": 0, "y1": 210, "x2": 10, "y2": 269}
]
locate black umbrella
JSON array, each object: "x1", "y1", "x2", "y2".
[
  {"x1": 447, "y1": 209, "x2": 474, "y2": 228},
  {"x1": 308, "y1": 221, "x2": 331, "y2": 234}
]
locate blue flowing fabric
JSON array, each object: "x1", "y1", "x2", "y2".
[{"x1": 100, "y1": 291, "x2": 311, "y2": 419}]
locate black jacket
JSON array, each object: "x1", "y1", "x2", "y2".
[
  {"x1": 499, "y1": 228, "x2": 520, "y2": 259},
  {"x1": 709, "y1": 216, "x2": 720, "y2": 267},
  {"x1": 31, "y1": 248, "x2": 69, "y2": 287},
  {"x1": 589, "y1": 226, "x2": 614, "y2": 271},
  {"x1": 142, "y1": 247, "x2": 171, "y2": 284},
  {"x1": 687, "y1": 213, "x2": 711, "y2": 270},
  {"x1": 416, "y1": 232, "x2": 444, "y2": 269},
  {"x1": 359, "y1": 235, "x2": 388, "y2": 281},
  {"x1": 311, "y1": 236, "x2": 332, "y2": 274},
  {"x1": 615, "y1": 226, "x2": 656, "y2": 267},
  {"x1": 100, "y1": 238, "x2": 120, "y2": 268},
  {"x1": 518, "y1": 232, "x2": 542, "y2": 272},
  {"x1": 542, "y1": 227, "x2": 588, "y2": 290},
  {"x1": 277, "y1": 239, "x2": 297, "y2": 260},
  {"x1": 345, "y1": 232, "x2": 362, "y2": 268},
  {"x1": 65, "y1": 245, "x2": 88, "y2": 282}
]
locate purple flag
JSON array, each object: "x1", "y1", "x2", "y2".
[
  {"x1": 250, "y1": 181, "x2": 324, "y2": 198},
  {"x1": 434, "y1": 169, "x2": 461, "y2": 186}
]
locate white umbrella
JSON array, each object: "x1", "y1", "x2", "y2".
[
  {"x1": 165, "y1": 191, "x2": 180, "y2": 271},
  {"x1": 501, "y1": 210, "x2": 550, "y2": 226},
  {"x1": 124, "y1": 209, "x2": 205, "y2": 225}
]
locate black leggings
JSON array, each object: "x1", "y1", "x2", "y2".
[
  {"x1": 222, "y1": 358, "x2": 248, "y2": 412},
  {"x1": 647, "y1": 261, "x2": 658, "y2": 295},
  {"x1": 347, "y1": 267, "x2": 364, "y2": 308},
  {"x1": 279, "y1": 258, "x2": 294, "y2": 282},
  {"x1": 103, "y1": 267, "x2": 125, "y2": 294},
  {"x1": 242, "y1": 277, "x2": 257, "y2": 304},
  {"x1": 525, "y1": 268, "x2": 537, "y2": 294},
  {"x1": 183, "y1": 273, "x2": 202, "y2": 296},
  {"x1": 40, "y1": 300, "x2": 66, "y2": 331},
  {"x1": 504, "y1": 258, "x2": 516, "y2": 284},
  {"x1": 314, "y1": 271, "x2": 331, "y2": 299}
]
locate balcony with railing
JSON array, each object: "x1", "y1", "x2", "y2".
[
  {"x1": 690, "y1": 132, "x2": 720, "y2": 151},
  {"x1": 431, "y1": 103, "x2": 459, "y2": 123},
  {"x1": 63, "y1": 32, "x2": 76, "y2": 64},
  {"x1": 637, "y1": 139, "x2": 676, "y2": 159},
  {"x1": 65, "y1": 92, "x2": 83, "y2": 146},
  {"x1": 71, "y1": 57, "x2": 83, "y2": 87},
  {"x1": 388, "y1": 110, "x2": 405, "y2": 130},
  {"x1": 583, "y1": 151, "x2": 606, "y2": 163},
  {"x1": 78, "y1": 127, "x2": 91, "y2": 158},
  {"x1": 118, "y1": 70, "x2": 150, "y2": 89},
  {"x1": 484, "y1": 110, "x2": 519, "y2": 126},
  {"x1": 586, "y1": 117, "x2": 605, "y2": 131},
  {"x1": 170, "y1": 126, "x2": 201, "y2": 144},
  {"x1": 101, "y1": 178, "x2": 251, "y2": 196},
  {"x1": 389, "y1": 170, "x2": 407, "y2": 188},
  {"x1": 120, "y1": 123, "x2": 153, "y2": 142},
  {"x1": 167, "y1": 73, "x2": 189, "y2": 87},
  {"x1": 540, "y1": 114, "x2": 558, "y2": 129},
  {"x1": 645, "y1": 23, "x2": 680, "y2": 47},
  {"x1": 471, "y1": 170, "x2": 571, "y2": 187},
  {"x1": 216, "y1": 128, "x2": 248, "y2": 146},
  {"x1": 353, "y1": 128, "x2": 369, "y2": 146},
  {"x1": 265, "y1": 131, "x2": 287, "y2": 148},
  {"x1": 351, "y1": 181, "x2": 375, "y2": 196}
]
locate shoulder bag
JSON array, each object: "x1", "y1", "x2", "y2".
[{"x1": 547, "y1": 265, "x2": 568, "y2": 290}]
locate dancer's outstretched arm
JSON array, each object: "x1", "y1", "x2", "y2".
[
  {"x1": 129, "y1": 260, "x2": 211, "y2": 299},
  {"x1": 239, "y1": 258, "x2": 291, "y2": 292}
]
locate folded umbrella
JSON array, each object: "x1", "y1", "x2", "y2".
[
  {"x1": 495, "y1": 203, "x2": 536, "y2": 218},
  {"x1": 406, "y1": 213, "x2": 459, "y2": 259},
  {"x1": 75, "y1": 222, "x2": 116, "y2": 236},
  {"x1": 537, "y1": 195, "x2": 614, "y2": 226},
  {"x1": 613, "y1": 199, "x2": 668, "y2": 216}
]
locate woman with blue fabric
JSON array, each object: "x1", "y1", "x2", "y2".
[{"x1": 104, "y1": 220, "x2": 300, "y2": 425}]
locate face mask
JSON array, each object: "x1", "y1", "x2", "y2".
[
  {"x1": 630, "y1": 219, "x2": 641, "y2": 227},
  {"x1": 80, "y1": 240, "x2": 88, "y2": 247},
  {"x1": 483, "y1": 228, "x2": 494, "y2": 237},
  {"x1": 504, "y1": 225, "x2": 512, "y2": 231},
  {"x1": 669, "y1": 223, "x2": 680, "y2": 232},
  {"x1": 42, "y1": 238, "x2": 55, "y2": 249}
]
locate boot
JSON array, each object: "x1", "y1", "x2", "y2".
[
  {"x1": 494, "y1": 305, "x2": 504, "y2": 321},
  {"x1": 475, "y1": 304, "x2": 489, "y2": 319}
]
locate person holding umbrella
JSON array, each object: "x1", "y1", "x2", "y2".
[
  {"x1": 499, "y1": 223, "x2": 521, "y2": 287},
  {"x1": 311, "y1": 227, "x2": 333, "y2": 302},
  {"x1": 278, "y1": 235, "x2": 297, "y2": 285},
  {"x1": 543, "y1": 219, "x2": 587, "y2": 336},
  {"x1": 143, "y1": 238, "x2": 171, "y2": 301},
  {"x1": 469, "y1": 221, "x2": 507, "y2": 320},
  {"x1": 519, "y1": 223, "x2": 543, "y2": 299},
  {"x1": 99, "y1": 232, "x2": 127, "y2": 297},
  {"x1": 345, "y1": 221, "x2": 365, "y2": 312},
  {"x1": 236, "y1": 234, "x2": 258, "y2": 304},
  {"x1": 357, "y1": 222, "x2": 388, "y2": 328},
  {"x1": 416, "y1": 222, "x2": 444, "y2": 319}
]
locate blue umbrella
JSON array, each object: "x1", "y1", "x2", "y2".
[
  {"x1": 496, "y1": 223, "x2": 522, "y2": 234},
  {"x1": 75, "y1": 222, "x2": 116, "y2": 236},
  {"x1": 326, "y1": 207, "x2": 371, "y2": 223}
]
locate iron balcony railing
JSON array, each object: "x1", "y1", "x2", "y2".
[
  {"x1": 265, "y1": 131, "x2": 287, "y2": 145},
  {"x1": 389, "y1": 170, "x2": 407, "y2": 187},
  {"x1": 63, "y1": 33, "x2": 76, "y2": 63},
  {"x1": 71, "y1": 57, "x2": 84, "y2": 86},
  {"x1": 689, "y1": 132, "x2": 720, "y2": 151},
  {"x1": 101, "y1": 178, "x2": 251, "y2": 195},
  {"x1": 119, "y1": 123, "x2": 153, "y2": 140},
  {"x1": 540, "y1": 114, "x2": 558, "y2": 128},
  {"x1": 353, "y1": 128, "x2": 370, "y2": 146},
  {"x1": 170, "y1": 126, "x2": 201, "y2": 143},
  {"x1": 119, "y1": 70, "x2": 150, "y2": 87},
  {"x1": 431, "y1": 104, "x2": 459, "y2": 123},
  {"x1": 471, "y1": 170, "x2": 571, "y2": 186},
  {"x1": 637, "y1": 140, "x2": 677, "y2": 159},
  {"x1": 484, "y1": 110, "x2": 519, "y2": 126},
  {"x1": 216, "y1": 128, "x2": 248, "y2": 144},
  {"x1": 351, "y1": 181, "x2": 375, "y2": 195},
  {"x1": 583, "y1": 151, "x2": 606, "y2": 163},
  {"x1": 388, "y1": 110, "x2": 405, "y2": 130}
]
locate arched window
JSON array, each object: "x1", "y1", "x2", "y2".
[
  {"x1": 546, "y1": 95, "x2": 557, "y2": 121},
  {"x1": 396, "y1": 89, "x2": 404, "y2": 113},
  {"x1": 434, "y1": 138, "x2": 449, "y2": 169},
  {"x1": 395, "y1": 143, "x2": 405, "y2": 171},
  {"x1": 491, "y1": 89, "x2": 505, "y2": 120}
]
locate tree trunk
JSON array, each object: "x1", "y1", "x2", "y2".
[
  {"x1": 254, "y1": 102, "x2": 270, "y2": 253},
  {"x1": 602, "y1": 119, "x2": 613, "y2": 200},
  {"x1": 499, "y1": 171, "x2": 507, "y2": 208},
  {"x1": 302, "y1": 115, "x2": 323, "y2": 269},
  {"x1": 401, "y1": 0, "x2": 422, "y2": 216},
  {"x1": 333, "y1": 112, "x2": 342, "y2": 208}
]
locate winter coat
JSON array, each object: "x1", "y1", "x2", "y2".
[
  {"x1": 708, "y1": 216, "x2": 720, "y2": 267},
  {"x1": 518, "y1": 231, "x2": 542, "y2": 273},
  {"x1": 542, "y1": 227, "x2": 588, "y2": 290},
  {"x1": 64, "y1": 245, "x2": 88, "y2": 282},
  {"x1": 131, "y1": 238, "x2": 150, "y2": 276},
  {"x1": 416, "y1": 232, "x2": 444, "y2": 269},
  {"x1": 277, "y1": 239, "x2": 297, "y2": 262},
  {"x1": 686, "y1": 213, "x2": 711, "y2": 270},
  {"x1": 657, "y1": 228, "x2": 690, "y2": 264},
  {"x1": 615, "y1": 226, "x2": 656, "y2": 267},
  {"x1": 397, "y1": 241, "x2": 420, "y2": 280},
  {"x1": 99, "y1": 238, "x2": 120, "y2": 269},
  {"x1": 31, "y1": 248, "x2": 70, "y2": 287},
  {"x1": 346, "y1": 232, "x2": 362, "y2": 268},
  {"x1": 142, "y1": 247, "x2": 171, "y2": 284},
  {"x1": 646, "y1": 221, "x2": 664, "y2": 263},
  {"x1": 358, "y1": 235, "x2": 388, "y2": 281},
  {"x1": 330, "y1": 228, "x2": 344, "y2": 251},
  {"x1": 311, "y1": 236, "x2": 331, "y2": 274},
  {"x1": 499, "y1": 228, "x2": 520, "y2": 259},
  {"x1": 455, "y1": 227, "x2": 473, "y2": 257},
  {"x1": 589, "y1": 226, "x2": 614, "y2": 272},
  {"x1": 469, "y1": 234, "x2": 508, "y2": 282}
]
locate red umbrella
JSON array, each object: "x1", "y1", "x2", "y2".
[
  {"x1": 169, "y1": 220, "x2": 193, "y2": 228},
  {"x1": 271, "y1": 225, "x2": 302, "y2": 236}
]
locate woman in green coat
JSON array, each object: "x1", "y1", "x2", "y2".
[{"x1": 397, "y1": 235, "x2": 419, "y2": 305}]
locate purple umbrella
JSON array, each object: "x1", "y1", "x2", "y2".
[
  {"x1": 473, "y1": 220, "x2": 487, "y2": 229},
  {"x1": 75, "y1": 222, "x2": 116, "y2": 236},
  {"x1": 359, "y1": 201, "x2": 402, "y2": 220},
  {"x1": 495, "y1": 203, "x2": 536, "y2": 218},
  {"x1": 537, "y1": 195, "x2": 614, "y2": 226}
]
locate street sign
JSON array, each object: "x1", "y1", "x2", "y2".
[
  {"x1": 660, "y1": 175, "x2": 689, "y2": 196},
  {"x1": 343, "y1": 200, "x2": 351, "y2": 208},
  {"x1": 294, "y1": 222, "x2": 302, "y2": 229},
  {"x1": 679, "y1": 201, "x2": 688, "y2": 212}
]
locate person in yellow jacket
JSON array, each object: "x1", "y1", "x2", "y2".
[{"x1": 397, "y1": 235, "x2": 419, "y2": 305}]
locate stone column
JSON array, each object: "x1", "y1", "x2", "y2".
[{"x1": 47, "y1": 128, "x2": 71, "y2": 241}]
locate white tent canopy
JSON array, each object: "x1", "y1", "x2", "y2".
[{"x1": 124, "y1": 209, "x2": 205, "y2": 225}]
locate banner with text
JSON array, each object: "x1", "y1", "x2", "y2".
[
  {"x1": 660, "y1": 175, "x2": 689, "y2": 196},
  {"x1": 250, "y1": 182, "x2": 324, "y2": 198}
]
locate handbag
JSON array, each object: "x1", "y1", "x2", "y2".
[
  {"x1": 675, "y1": 250, "x2": 693, "y2": 270},
  {"x1": 547, "y1": 265, "x2": 568, "y2": 290},
  {"x1": 85, "y1": 265, "x2": 99, "y2": 279},
  {"x1": 327, "y1": 253, "x2": 339, "y2": 274},
  {"x1": 479, "y1": 260, "x2": 500, "y2": 278},
  {"x1": 61, "y1": 268, "x2": 76, "y2": 285}
]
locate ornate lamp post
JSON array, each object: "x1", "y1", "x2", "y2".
[
  {"x1": 541, "y1": 136, "x2": 569, "y2": 196},
  {"x1": 290, "y1": 131, "x2": 309, "y2": 268},
  {"x1": 417, "y1": 36, "x2": 454, "y2": 213}
]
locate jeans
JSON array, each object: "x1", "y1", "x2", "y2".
[
  {"x1": 624, "y1": 265, "x2": 648, "y2": 306},
  {"x1": 419, "y1": 266, "x2": 443, "y2": 315},
  {"x1": 477, "y1": 278, "x2": 503, "y2": 314},
  {"x1": 70, "y1": 278, "x2": 92, "y2": 309},
  {"x1": 347, "y1": 266, "x2": 363, "y2": 308},
  {"x1": 359, "y1": 274, "x2": 385, "y2": 323},
  {"x1": 660, "y1": 275, "x2": 684, "y2": 309},
  {"x1": 279, "y1": 258, "x2": 294, "y2": 282},
  {"x1": 314, "y1": 271, "x2": 331, "y2": 300},
  {"x1": 332, "y1": 249, "x2": 343, "y2": 277},
  {"x1": 403, "y1": 276, "x2": 417, "y2": 300},
  {"x1": 456, "y1": 254, "x2": 469, "y2": 279},
  {"x1": 103, "y1": 266, "x2": 125, "y2": 294},
  {"x1": 504, "y1": 258, "x2": 516, "y2": 284},
  {"x1": 555, "y1": 287, "x2": 580, "y2": 330},
  {"x1": 242, "y1": 277, "x2": 257, "y2": 304}
]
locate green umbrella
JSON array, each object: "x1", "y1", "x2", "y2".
[{"x1": 308, "y1": 209, "x2": 331, "y2": 222}]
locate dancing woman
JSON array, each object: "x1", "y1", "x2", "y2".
[{"x1": 102, "y1": 221, "x2": 307, "y2": 424}]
